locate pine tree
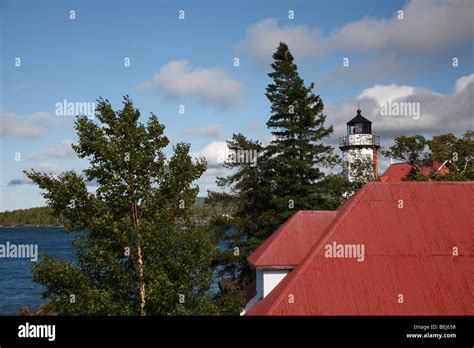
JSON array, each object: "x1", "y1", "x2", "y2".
[
  {"x1": 25, "y1": 96, "x2": 218, "y2": 315},
  {"x1": 261, "y1": 42, "x2": 337, "y2": 234},
  {"x1": 205, "y1": 133, "x2": 267, "y2": 313},
  {"x1": 206, "y1": 43, "x2": 338, "y2": 311}
]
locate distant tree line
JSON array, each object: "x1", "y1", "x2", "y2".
[
  {"x1": 0, "y1": 207, "x2": 62, "y2": 226},
  {"x1": 0, "y1": 198, "x2": 227, "y2": 227}
]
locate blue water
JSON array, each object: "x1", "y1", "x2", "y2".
[
  {"x1": 0, "y1": 227, "x2": 225, "y2": 314},
  {"x1": 0, "y1": 227, "x2": 77, "y2": 315}
]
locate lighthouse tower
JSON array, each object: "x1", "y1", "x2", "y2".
[{"x1": 339, "y1": 108, "x2": 380, "y2": 182}]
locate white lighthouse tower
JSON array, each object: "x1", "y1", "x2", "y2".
[{"x1": 339, "y1": 108, "x2": 380, "y2": 182}]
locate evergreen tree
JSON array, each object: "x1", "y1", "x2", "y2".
[
  {"x1": 25, "y1": 96, "x2": 217, "y2": 315},
  {"x1": 205, "y1": 133, "x2": 267, "y2": 313},
  {"x1": 0, "y1": 207, "x2": 61, "y2": 226},
  {"x1": 261, "y1": 42, "x2": 337, "y2": 234},
  {"x1": 207, "y1": 43, "x2": 338, "y2": 311}
]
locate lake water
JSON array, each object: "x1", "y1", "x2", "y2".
[
  {"x1": 0, "y1": 226, "x2": 222, "y2": 315},
  {"x1": 0, "y1": 227, "x2": 77, "y2": 315}
]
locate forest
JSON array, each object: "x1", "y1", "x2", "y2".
[{"x1": 0, "y1": 197, "x2": 227, "y2": 226}]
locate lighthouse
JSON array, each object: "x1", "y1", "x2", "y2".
[{"x1": 339, "y1": 108, "x2": 380, "y2": 182}]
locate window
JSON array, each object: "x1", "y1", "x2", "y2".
[{"x1": 348, "y1": 123, "x2": 364, "y2": 134}]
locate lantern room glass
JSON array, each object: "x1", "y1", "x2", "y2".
[{"x1": 347, "y1": 123, "x2": 371, "y2": 135}]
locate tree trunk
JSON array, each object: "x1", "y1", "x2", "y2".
[
  {"x1": 133, "y1": 204, "x2": 146, "y2": 316},
  {"x1": 136, "y1": 240, "x2": 146, "y2": 316},
  {"x1": 130, "y1": 192, "x2": 146, "y2": 315}
]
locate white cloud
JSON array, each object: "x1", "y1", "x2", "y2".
[
  {"x1": 357, "y1": 84, "x2": 416, "y2": 106},
  {"x1": 454, "y1": 73, "x2": 474, "y2": 94},
  {"x1": 191, "y1": 141, "x2": 233, "y2": 194},
  {"x1": 137, "y1": 60, "x2": 243, "y2": 108},
  {"x1": 27, "y1": 140, "x2": 75, "y2": 160},
  {"x1": 184, "y1": 124, "x2": 223, "y2": 138},
  {"x1": 196, "y1": 166, "x2": 230, "y2": 195},
  {"x1": 329, "y1": 0, "x2": 473, "y2": 53},
  {"x1": 191, "y1": 141, "x2": 229, "y2": 168},
  {"x1": 326, "y1": 73, "x2": 474, "y2": 143},
  {"x1": 0, "y1": 111, "x2": 56, "y2": 139},
  {"x1": 237, "y1": 0, "x2": 473, "y2": 65},
  {"x1": 237, "y1": 18, "x2": 325, "y2": 65}
]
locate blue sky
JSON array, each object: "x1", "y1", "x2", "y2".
[{"x1": 1, "y1": 0, "x2": 473, "y2": 211}]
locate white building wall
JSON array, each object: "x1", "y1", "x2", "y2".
[
  {"x1": 255, "y1": 268, "x2": 291, "y2": 299},
  {"x1": 342, "y1": 141, "x2": 377, "y2": 182},
  {"x1": 343, "y1": 134, "x2": 375, "y2": 146},
  {"x1": 262, "y1": 269, "x2": 290, "y2": 297},
  {"x1": 242, "y1": 268, "x2": 291, "y2": 315}
]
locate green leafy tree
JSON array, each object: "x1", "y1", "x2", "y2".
[
  {"x1": 348, "y1": 154, "x2": 378, "y2": 189},
  {"x1": 428, "y1": 131, "x2": 474, "y2": 180},
  {"x1": 382, "y1": 135, "x2": 428, "y2": 180},
  {"x1": 25, "y1": 96, "x2": 217, "y2": 315},
  {"x1": 384, "y1": 133, "x2": 473, "y2": 181}
]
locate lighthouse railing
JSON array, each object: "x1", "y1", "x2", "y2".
[{"x1": 339, "y1": 135, "x2": 380, "y2": 146}]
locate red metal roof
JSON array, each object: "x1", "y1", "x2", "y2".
[
  {"x1": 246, "y1": 181, "x2": 474, "y2": 315},
  {"x1": 380, "y1": 161, "x2": 448, "y2": 182},
  {"x1": 248, "y1": 211, "x2": 338, "y2": 267},
  {"x1": 379, "y1": 163, "x2": 412, "y2": 182}
]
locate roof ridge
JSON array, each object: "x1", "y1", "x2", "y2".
[{"x1": 261, "y1": 184, "x2": 371, "y2": 315}]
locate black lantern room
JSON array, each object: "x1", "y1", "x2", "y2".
[{"x1": 346, "y1": 109, "x2": 372, "y2": 135}]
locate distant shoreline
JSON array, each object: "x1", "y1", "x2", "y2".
[
  {"x1": 0, "y1": 225, "x2": 63, "y2": 228},
  {"x1": 0, "y1": 198, "x2": 214, "y2": 227}
]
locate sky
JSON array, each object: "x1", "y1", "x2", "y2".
[{"x1": 0, "y1": 0, "x2": 473, "y2": 211}]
